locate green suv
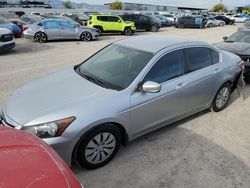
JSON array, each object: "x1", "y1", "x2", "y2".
[{"x1": 87, "y1": 14, "x2": 136, "y2": 36}]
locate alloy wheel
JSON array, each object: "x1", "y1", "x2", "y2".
[
  {"x1": 34, "y1": 32, "x2": 47, "y2": 43},
  {"x1": 81, "y1": 32, "x2": 92, "y2": 41},
  {"x1": 215, "y1": 87, "x2": 230, "y2": 109}
]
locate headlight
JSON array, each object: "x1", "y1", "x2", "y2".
[{"x1": 18, "y1": 117, "x2": 75, "y2": 138}]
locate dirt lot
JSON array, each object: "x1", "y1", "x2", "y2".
[{"x1": 1, "y1": 24, "x2": 250, "y2": 188}]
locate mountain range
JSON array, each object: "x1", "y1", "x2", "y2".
[{"x1": 51, "y1": 0, "x2": 106, "y2": 10}]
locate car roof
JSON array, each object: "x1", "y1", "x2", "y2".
[{"x1": 115, "y1": 36, "x2": 208, "y2": 54}]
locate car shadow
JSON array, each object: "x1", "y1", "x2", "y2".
[{"x1": 72, "y1": 109, "x2": 250, "y2": 188}]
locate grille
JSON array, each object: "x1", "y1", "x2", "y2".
[{"x1": 0, "y1": 34, "x2": 13, "y2": 42}]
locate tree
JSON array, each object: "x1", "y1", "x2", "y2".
[
  {"x1": 210, "y1": 3, "x2": 227, "y2": 12},
  {"x1": 242, "y1": 6, "x2": 250, "y2": 14},
  {"x1": 110, "y1": 0, "x2": 122, "y2": 10},
  {"x1": 63, "y1": 1, "x2": 72, "y2": 9},
  {"x1": 0, "y1": 4, "x2": 5, "y2": 8}
]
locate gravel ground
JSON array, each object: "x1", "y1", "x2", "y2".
[{"x1": 1, "y1": 24, "x2": 250, "y2": 188}]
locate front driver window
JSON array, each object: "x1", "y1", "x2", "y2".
[{"x1": 144, "y1": 49, "x2": 185, "y2": 83}]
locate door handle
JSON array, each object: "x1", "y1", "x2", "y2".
[
  {"x1": 176, "y1": 82, "x2": 186, "y2": 90},
  {"x1": 213, "y1": 68, "x2": 221, "y2": 74}
]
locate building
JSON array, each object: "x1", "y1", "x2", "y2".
[
  {"x1": 105, "y1": 2, "x2": 207, "y2": 13},
  {"x1": 0, "y1": 0, "x2": 52, "y2": 8}
]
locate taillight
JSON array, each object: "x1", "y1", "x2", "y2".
[
  {"x1": 22, "y1": 25, "x2": 29, "y2": 31},
  {"x1": 239, "y1": 60, "x2": 246, "y2": 70}
]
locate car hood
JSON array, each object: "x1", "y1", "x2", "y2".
[
  {"x1": 3, "y1": 67, "x2": 116, "y2": 125},
  {"x1": 214, "y1": 41, "x2": 250, "y2": 56}
]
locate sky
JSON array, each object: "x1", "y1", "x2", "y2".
[{"x1": 73, "y1": 0, "x2": 250, "y2": 9}]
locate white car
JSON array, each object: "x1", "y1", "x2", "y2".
[
  {"x1": 231, "y1": 15, "x2": 247, "y2": 23},
  {"x1": 206, "y1": 17, "x2": 225, "y2": 27},
  {"x1": 0, "y1": 28, "x2": 15, "y2": 53}
]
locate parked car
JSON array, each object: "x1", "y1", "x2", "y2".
[
  {"x1": 23, "y1": 19, "x2": 99, "y2": 43},
  {"x1": 61, "y1": 13, "x2": 83, "y2": 25},
  {"x1": 0, "y1": 28, "x2": 15, "y2": 53},
  {"x1": 75, "y1": 13, "x2": 90, "y2": 25},
  {"x1": 238, "y1": 21, "x2": 250, "y2": 30},
  {"x1": 20, "y1": 14, "x2": 44, "y2": 24},
  {"x1": 155, "y1": 14, "x2": 172, "y2": 27},
  {"x1": 214, "y1": 15, "x2": 235, "y2": 25},
  {"x1": 0, "y1": 17, "x2": 22, "y2": 37},
  {"x1": 0, "y1": 12, "x2": 26, "y2": 30},
  {"x1": 176, "y1": 16, "x2": 207, "y2": 28},
  {"x1": 1, "y1": 36, "x2": 243, "y2": 169},
  {"x1": 206, "y1": 17, "x2": 225, "y2": 28},
  {"x1": 120, "y1": 14, "x2": 160, "y2": 32},
  {"x1": 87, "y1": 14, "x2": 136, "y2": 36},
  {"x1": 230, "y1": 15, "x2": 248, "y2": 23},
  {"x1": 161, "y1": 14, "x2": 177, "y2": 23},
  {"x1": 214, "y1": 30, "x2": 250, "y2": 82},
  {"x1": 0, "y1": 126, "x2": 82, "y2": 188}
]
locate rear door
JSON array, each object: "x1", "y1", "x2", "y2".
[
  {"x1": 59, "y1": 21, "x2": 78, "y2": 39},
  {"x1": 183, "y1": 47, "x2": 221, "y2": 112},
  {"x1": 140, "y1": 15, "x2": 151, "y2": 30},
  {"x1": 43, "y1": 21, "x2": 60, "y2": 39},
  {"x1": 108, "y1": 16, "x2": 123, "y2": 31}
]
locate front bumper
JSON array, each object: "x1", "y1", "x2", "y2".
[{"x1": 0, "y1": 42, "x2": 15, "y2": 52}]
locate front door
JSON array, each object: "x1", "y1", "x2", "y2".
[
  {"x1": 130, "y1": 49, "x2": 188, "y2": 138},
  {"x1": 59, "y1": 21, "x2": 78, "y2": 39},
  {"x1": 43, "y1": 21, "x2": 60, "y2": 39}
]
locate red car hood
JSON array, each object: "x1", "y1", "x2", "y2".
[{"x1": 0, "y1": 126, "x2": 81, "y2": 188}]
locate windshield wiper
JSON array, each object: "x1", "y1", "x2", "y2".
[{"x1": 81, "y1": 72, "x2": 110, "y2": 89}]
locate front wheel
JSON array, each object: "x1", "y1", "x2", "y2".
[
  {"x1": 124, "y1": 27, "x2": 133, "y2": 36},
  {"x1": 219, "y1": 22, "x2": 225, "y2": 26},
  {"x1": 80, "y1": 32, "x2": 92, "y2": 41},
  {"x1": 208, "y1": 23, "x2": 213, "y2": 28},
  {"x1": 34, "y1": 32, "x2": 47, "y2": 43},
  {"x1": 151, "y1": 25, "x2": 158, "y2": 32},
  {"x1": 210, "y1": 83, "x2": 231, "y2": 112},
  {"x1": 75, "y1": 124, "x2": 121, "y2": 169}
]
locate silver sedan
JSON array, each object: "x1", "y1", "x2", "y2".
[
  {"x1": 1, "y1": 36, "x2": 243, "y2": 169},
  {"x1": 23, "y1": 19, "x2": 99, "y2": 42}
]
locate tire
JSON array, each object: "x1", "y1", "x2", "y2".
[
  {"x1": 34, "y1": 32, "x2": 47, "y2": 43},
  {"x1": 219, "y1": 22, "x2": 224, "y2": 27},
  {"x1": 124, "y1": 27, "x2": 133, "y2": 36},
  {"x1": 208, "y1": 23, "x2": 213, "y2": 28},
  {"x1": 80, "y1": 32, "x2": 92, "y2": 41},
  {"x1": 210, "y1": 83, "x2": 231, "y2": 112},
  {"x1": 75, "y1": 124, "x2": 121, "y2": 169},
  {"x1": 94, "y1": 26, "x2": 103, "y2": 36},
  {"x1": 151, "y1": 25, "x2": 158, "y2": 32},
  {"x1": 178, "y1": 23, "x2": 184, "y2": 29}
]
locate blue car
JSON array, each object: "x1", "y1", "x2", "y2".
[{"x1": 0, "y1": 17, "x2": 22, "y2": 37}]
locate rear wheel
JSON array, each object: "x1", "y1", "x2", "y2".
[
  {"x1": 211, "y1": 83, "x2": 231, "y2": 112},
  {"x1": 80, "y1": 32, "x2": 92, "y2": 41},
  {"x1": 219, "y1": 22, "x2": 225, "y2": 26},
  {"x1": 124, "y1": 27, "x2": 133, "y2": 36},
  {"x1": 75, "y1": 124, "x2": 121, "y2": 169},
  {"x1": 34, "y1": 32, "x2": 47, "y2": 43},
  {"x1": 94, "y1": 26, "x2": 103, "y2": 35},
  {"x1": 151, "y1": 25, "x2": 158, "y2": 32}
]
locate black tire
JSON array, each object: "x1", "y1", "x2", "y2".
[
  {"x1": 208, "y1": 23, "x2": 213, "y2": 28},
  {"x1": 34, "y1": 32, "x2": 47, "y2": 43},
  {"x1": 80, "y1": 32, "x2": 92, "y2": 41},
  {"x1": 178, "y1": 23, "x2": 184, "y2": 29},
  {"x1": 151, "y1": 25, "x2": 158, "y2": 32},
  {"x1": 210, "y1": 83, "x2": 231, "y2": 112},
  {"x1": 75, "y1": 124, "x2": 121, "y2": 169},
  {"x1": 124, "y1": 27, "x2": 133, "y2": 36},
  {"x1": 219, "y1": 22, "x2": 224, "y2": 27},
  {"x1": 94, "y1": 26, "x2": 103, "y2": 36}
]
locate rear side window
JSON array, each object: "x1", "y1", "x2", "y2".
[
  {"x1": 185, "y1": 47, "x2": 213, "y2": 72},
  {"x1": 211, "y1": 49, "x2": 220, "y2": 64},
  {"x1": 144, "y1": 50, "x2": 185, "y2": 83},
  {"x1": 44, "y1": 21, "x2": 59, "y2": 28},
  {"x1": 97, "y1": 16, "x2": 108, "y2": 22},
  {"x1": 109, "y1": 16, "x2": 120, "y2": 22}
]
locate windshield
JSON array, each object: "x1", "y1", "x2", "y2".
[
  {"x1": 77, "y1": 44, "x2": 153, "y2": 90},
  {"x1": 227, "y1": 31, "x2": 250, "y2": 43}
]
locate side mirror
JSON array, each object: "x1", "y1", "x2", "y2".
[
  {"x1": 118, "y1": 19, "x2": 122, "y2": 23},
  {"x1": 141, "y1": 81, "x2": 161, "y2": 93},
  {"x1": 223, "y1": 36, "x2": 228, "y2": 41}
]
